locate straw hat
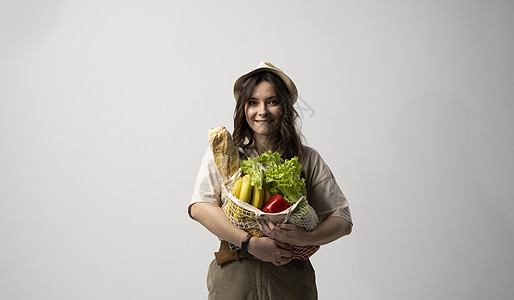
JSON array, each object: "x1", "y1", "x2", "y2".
[{"x1": 233, "y1": 61, "x2": 298, "y2": 105}]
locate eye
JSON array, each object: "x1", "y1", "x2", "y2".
[
  {"x1": 268, "y1": 99, "x2": 280, "y2": 105},
  {"x1": 246, "y1": 100, "x2": 257, "y2": 106}
]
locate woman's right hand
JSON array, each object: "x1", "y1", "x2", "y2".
[
  {"x1": 247, "y1": 236, "x2": 293, "y2": 266},
  {"x1": 190, "y1": 202, "x2": 294, "y2": 266}
]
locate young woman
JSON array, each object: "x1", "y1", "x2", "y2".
[{"x1": 189, "y1": 62, "x2": 353, "y2": 299}]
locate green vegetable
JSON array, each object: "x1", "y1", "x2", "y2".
[
  {"x1": 241, "y1": 151, "x2": 306, "y2": 205},
  {"x1": 240, "y1": 156, "x2": 265, "y2": 189},
  {"x1": 264, "y1": 156, "x2": 306, "y2": 204},
  {"x1": 257, "y1": 151, "x2": 283, "y2": 169}
]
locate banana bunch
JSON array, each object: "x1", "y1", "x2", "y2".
[{"x1": 231, "y1": 174, "x2": 269, "y2": 209}]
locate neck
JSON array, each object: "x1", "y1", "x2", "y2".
[{"x1": 253, "y1": 134, "x2": 273, "y2": 155}]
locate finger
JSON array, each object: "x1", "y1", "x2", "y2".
[
  {"x1": 274, "y1": 240, "x2": 293, "y2": 251},
  {"x1": 258, "y1": 219, "x2": 271, "y2": 234},
  {"x1": 279, "y1": 257, "x2": 285, "y2": 266},
  {"x1": 257, "y1": 218, "x2": 268, "y2": 229},
  {"x1": 276, "y1": 223, "x2": 297, "y2": 230},
  {"x1": 266, "y1": 220, "x2": 276, "y2": 230},
  {"x1": 281, "y1": 250, "x2": 293, "y2": 258},
  {"x1": 277, "y1": 256, "x2": 293, "y2": 266},
  {"x1": 260, "y1": 221, "x2": 276, "y2": 239},
  {"x1": 279, "y1": 247, "x2": 293, "y2": 258}
]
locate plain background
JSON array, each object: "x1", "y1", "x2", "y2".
[{"x1": 1, "y1": 0, "x2": 513, "y2": 299}]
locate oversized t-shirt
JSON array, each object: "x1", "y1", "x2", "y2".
[{"x1": 189, "y1": 145, "x2": 352, "y2": 225}]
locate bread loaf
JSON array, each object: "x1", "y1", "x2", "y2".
[{"x1": 208, "y1": 126, "x2": 240, "y2": 181}]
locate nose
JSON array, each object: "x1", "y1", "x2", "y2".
[{"x1": 258, "y1": 103, "x2": 268, "y2": 115}]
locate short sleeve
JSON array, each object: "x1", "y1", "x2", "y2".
[
  {"x1": 188, "y1": 148, "x2": 223, "y2": 218},
  {"x1": 302, "y1": 146, "x2": 353, "y2": 225}
]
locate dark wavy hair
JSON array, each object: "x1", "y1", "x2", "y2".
[{"x1": 233, "y1": 71, "x2": 304, "y2": 159}]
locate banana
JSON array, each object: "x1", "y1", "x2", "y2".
[
  {"x1": 265, "y1": 189, "x2": 271, "y2": 203},
  {"x1": 251, "y1": 186, "x2": 265, "y2": 209},
  {"x1": 231, "y1": 176, "x2": 244, "y2": 198},
  {"x1": 239, "y1": 174, "x2": 252, "y2": 203},
  {"x1": 248, "y1": 227, "x2": 262, "y2": 237}
]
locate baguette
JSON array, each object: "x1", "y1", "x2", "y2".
[{"x1": 208, "y1": 126, "x2": 240, "y2": 181}]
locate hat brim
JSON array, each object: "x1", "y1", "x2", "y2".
[{"x1": 233, "y1": 62, "x2": 298, "y2": 105}]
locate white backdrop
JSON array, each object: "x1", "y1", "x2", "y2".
[{"x1": 1, "y1": 1, "x2": 513, "y2": 299}]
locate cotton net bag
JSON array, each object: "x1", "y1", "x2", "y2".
[
  {"x1": 221, "y1": 167, "x2": 321, "y2": 260},
  {"x1": 208, "y1": 126, "x2": 320, "y2": 260}
]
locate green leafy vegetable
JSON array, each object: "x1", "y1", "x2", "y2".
[
  {"x1": 240, "y1": 157, "x2": 265, "y2": 189},
  {"x1": 264, "y1": 156, "x2": 306, "y2": 204},
  {"x1": 241, "y1": 151, "x2": 306, "y2": 204},
  {"x1": 257, "y1": 151, "x2": 283, "y2": 169}
]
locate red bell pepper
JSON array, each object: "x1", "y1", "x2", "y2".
[{"x1": 261, "y1": 194, "x2": 291, "y2": 213}]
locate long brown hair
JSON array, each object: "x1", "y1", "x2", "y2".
[{"x1": 233, "y1": 71, "x2": 304, "y2": 159}]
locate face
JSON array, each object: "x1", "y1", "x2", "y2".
[{"x1": 245, "y1": 81, "x2": 282, "y2": 137}]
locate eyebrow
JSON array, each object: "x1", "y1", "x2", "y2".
[{"x1": 248, "y1": 96, "x2": 277, "y2": 100}]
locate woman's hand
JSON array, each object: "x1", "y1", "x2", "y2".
[
  {"x1": 258, "y1": 216, "x2": 353, "y2": 247},
  {"x1": 191, "y1": 203, "x2": 294, "y2": 266},
  {"x1": 258, "y1": 219, "x2": 311, "y2": 247},
  {"x1": 247, "y1": 236, "x2": 293, "y2": 266}
]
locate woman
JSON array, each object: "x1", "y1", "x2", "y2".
[{"x1": 189, "y1": 62, "x2": 353, "y2": 299}]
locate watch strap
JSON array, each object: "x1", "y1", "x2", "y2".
[{"x1": 240, "y1": 233, "x2": 253, "y2": 254}]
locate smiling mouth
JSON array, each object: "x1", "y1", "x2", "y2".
[{"x1": 255, "y1": 120, "x2": 272, "y2": 124}]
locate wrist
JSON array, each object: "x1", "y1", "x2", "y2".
[
  {"x1": 240, "y1": 233, "x2": 253, "y2": 254},
  {"x1": 303, "y1": 229, "x2": 315, "y2": 246},
  {"x1": 246, "y1": 235, "x2": 261, "y2": 255}
]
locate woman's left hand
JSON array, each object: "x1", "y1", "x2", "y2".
[{"x1": 258, "y1": 219, "x2": 311, "y2": 246}]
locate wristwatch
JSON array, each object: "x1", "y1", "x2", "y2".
[{"x1": 240, "y1": 233, "x2": 253, "y2": 254}]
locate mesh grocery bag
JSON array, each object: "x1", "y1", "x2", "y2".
[{"x1": 221, "y1": 171, "x2": 321, "y2": 260}]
